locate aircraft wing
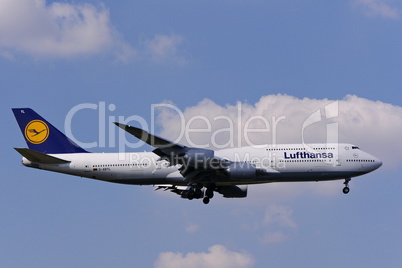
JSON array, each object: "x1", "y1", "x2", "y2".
[
  {"x1": 114, "y1": 123, "x2": 214, "y2": 162},
  {"x1": 114, "y1": 123, "x2": 187, "y2": 155},
  {"x1": 114, "y1": 123, "x2": 260, "y2": 185}
]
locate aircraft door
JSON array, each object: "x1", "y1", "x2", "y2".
[
  {"x1": 335, "y1": 150, "x2": 341, "y2": 166},
  {"x1": 84, "y1": 161, "x2": 91, "y2": 172},
  {"x1": 270, "y1": 158, "x2": 276, "y2": 169},
  {"x1": 267, "y1": 150, "x2": 277, "y2": 169}
]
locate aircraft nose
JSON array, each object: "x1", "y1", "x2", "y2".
[{"x1": 374, "y1": 158, "x2": 382, "y2": 170}]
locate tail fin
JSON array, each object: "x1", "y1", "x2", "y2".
[{"x1": 12, "y1": 108, "x2": 88, "y2": 154}]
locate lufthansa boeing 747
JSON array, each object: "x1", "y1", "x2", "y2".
[{"x1": 12, "y1": 108, "x2": 382, "y2": 204}]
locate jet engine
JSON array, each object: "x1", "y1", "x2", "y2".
[
  {"x1": 226, "y1": 162, "x2": 256, "y2": 180},
  {"x1": 182, "y1": 148, "x2": 215, "y2": 168},
  {"x1": 217, "y1": 185, "x2": 248, "y2": 198}
]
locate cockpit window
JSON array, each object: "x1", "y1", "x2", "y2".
[{"x1": 352, "y1": 146, "x2": 359, "y2": 149}]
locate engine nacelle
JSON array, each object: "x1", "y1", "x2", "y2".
[
  {"x1": 183, "y1": 148, "x2": 215, "y2": 168},
  {"x1": 227, "y1": 162, "x2": 256, "y2": 180},
  {"x1": 217, "y1": 185, "x2": 248, "y2": 198}
]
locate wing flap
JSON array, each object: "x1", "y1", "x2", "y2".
[
  {"x1": 14, "y1": 148, "x2": 71, "y2": 164},
  {"x1": 154, "y1": 185, "x2": 194, "y2": 198}
]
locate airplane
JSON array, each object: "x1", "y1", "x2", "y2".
[{"x1": 12, "y1": 108, "x2": 382, "y2": 204}]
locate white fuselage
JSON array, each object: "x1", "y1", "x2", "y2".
[{"x1": 21, "y1": 143, "x2": 382, "y2": 186}]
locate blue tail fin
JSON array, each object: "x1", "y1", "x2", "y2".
[{"x1": 12, "y1": 108, "x2": 88, "y2": 154}]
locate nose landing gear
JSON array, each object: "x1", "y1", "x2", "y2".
[{"x1": 343, "y1": 178, "x2": 351, "y2": 194}]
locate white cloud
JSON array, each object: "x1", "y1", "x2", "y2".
[
  {"x1": 185, "y1": 223, "x2": 200, "y2": 234},
  {"x1": 260, "y1": 231, "x2": 289, "y2": 244},
  {"x1": 0, "y1": 0, "x2": 134, "y2": 60},
  {"x1": 354, "y1": 0, "x2": 400, "y2": 19},
  {"x1": 154, "y1": 244, "x2": 255, "y2": 268},
  {"x1": 154, "y1": 94, "x2": 401, "y2": 199},
  {"x1": 236, "y1": 204, "x2": 297, "y2": 244},
  {"x1": 263, "y1": 205, "x2": 297, "y2": 229},
  {"x1": 259, "y1": 205, "x2": 296, "y2": 244},
  {"x1": 156, "y1": 94, "x2": 402, "y2": 169},
  {"x1": 144, "y1": 34, "x2": 186, "y2": 64}
]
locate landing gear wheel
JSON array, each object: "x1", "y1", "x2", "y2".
[
  {"x1": 206, "y1": 188, "x2": 214, "y2": 198},
  {"x1": 187, "y1": 189, "x2": 194, "y2": 200},
  {"x1": 343, "y1": 178, "x2": 351, "y2": 194},
  {"x1": 194, "y1": 188, "x2": 202, "y2": 198},
  {"x1": 203, "y1": 197, "x2": 210, "y2": 204}
]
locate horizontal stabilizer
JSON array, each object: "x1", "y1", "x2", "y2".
[{"x1": 14, "y1": 148, "x2": 70, "y2": 164}]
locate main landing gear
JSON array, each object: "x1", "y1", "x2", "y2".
[
  {"x1": 185, "y1": 184, "x2": 215, "y2": 204},
  {"x1": 187, "y1": 187, "x2": 203, "y2": 200},
  {"x1": 202, "y1": 197, "x2": 210, "y2": 204},
  {"x1": 343, "y1": 178, "x2": 351, "y2": 194},
  {"x1": 202, "y1": 185, "x2": 215, "y2": 205}
]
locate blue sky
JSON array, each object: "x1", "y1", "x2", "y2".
[{"x1": 1, "y1": 0, "x2": 402, "y2": 267}]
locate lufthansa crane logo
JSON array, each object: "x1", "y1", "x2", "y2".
[{"x1": 24, "y1": 120, "x2": 49, "y2": 144}]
